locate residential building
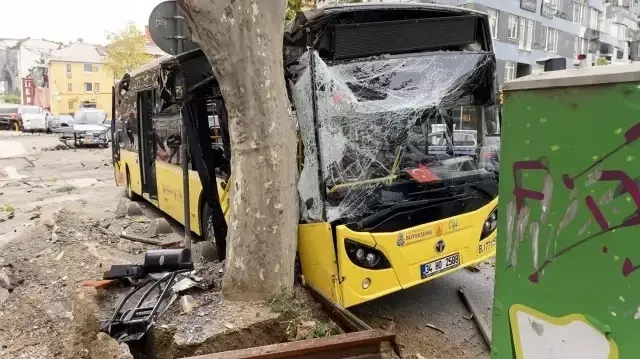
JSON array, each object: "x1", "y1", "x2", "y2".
[
  {"x1": 0, "y1": 38, "x2": 62, "y2": 96},
  {"x1": 47, "y1": 42, "x2": 114, "y2": 118},
  {"x1": 421, "y1": 0, "x2": 639, "y2": 84}
]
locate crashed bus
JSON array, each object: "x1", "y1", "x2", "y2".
[{"x1": 111, "y1": 3, "x2": 500, "y2": 308}]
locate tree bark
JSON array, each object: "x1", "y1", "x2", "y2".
[{"x1": 177, "y1": 0, "x2": 298, "y2": 301}]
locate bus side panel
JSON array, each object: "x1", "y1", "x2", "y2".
[
  {"x1": 114, "y1": 156, "x2": 126, "y2": 187},
  {"x1": 155, "y1": 161, "x2": 184, "y2": 223},
  {"x1": 298, "y1": 223, "x2": 342, "y2": 304},
  {"x1": 154, "y1": 162, "x2": 204, "y2": 236},
  {"x1": 120, "y1": 150, "x2": 143, "y2": 195},
  {"x1": 188, "y1": 169, "x2": 204, "y2": 236}
]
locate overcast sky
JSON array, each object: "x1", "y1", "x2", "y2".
[{"x1": 2, "y1": 0, "x2": 163, "y2": 44}]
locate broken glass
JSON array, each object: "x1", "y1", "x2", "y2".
[{"x1": 293, "y1": 51, "x2": 499, "y2": 223}]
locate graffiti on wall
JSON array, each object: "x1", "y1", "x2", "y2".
[
  {"x1": 505, "y1": 122, "x2": 640, "y2": 283},
  {"x1": 492, "y1": 85, "x2": 640, "y2": 358}
]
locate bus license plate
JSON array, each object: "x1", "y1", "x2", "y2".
[{"x1": 420, "y1": 253, "x2": 460, "y2": 279}]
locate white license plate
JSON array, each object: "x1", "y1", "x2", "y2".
[{"x1": 420, "y1": 253, "x2": 460, "y2": 279}]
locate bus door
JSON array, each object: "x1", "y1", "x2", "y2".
[{"x1": 136, "y1": 90, "x2": 158, "y2": 199}]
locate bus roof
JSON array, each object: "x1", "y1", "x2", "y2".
[
  {"x1": 285, "y1": 2, "x2": 489, "y2": 47},
  {"x1": 504, "y1": 62, "x2": 640, "y2": 91},
  {"x1": 121, "y1": 2, "x2": 490, "y2": 84},
  {"x1": 126, "y1": 54, "x2": 172, "y2": 78}
]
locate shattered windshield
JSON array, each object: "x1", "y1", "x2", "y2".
[
  {"x1": 75, "y1": 110, "x2": 107, "y2": 124},
  {"x1": 293, "y1": 51, "x2": 499, "y2": 222}
]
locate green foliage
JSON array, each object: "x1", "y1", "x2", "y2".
[
  {"x1": 286, "y1": 0, "x2": 302, "y2": 23},
  {"x1": 0, "y1": 94, "x2": 20, "y2": 104},
  {"x1": 596, "y1": 57, "x2": 608, "y2": 66},
  {"x1": 286, "y1": 0, "x2": 362, "y2": 23},
  {"x1": 105, "y1": 21, "x2": 153, "y2": 79}
]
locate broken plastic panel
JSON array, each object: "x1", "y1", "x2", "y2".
[{"x1": 293, "y1": 51, "x2": 499, "y2": 223}]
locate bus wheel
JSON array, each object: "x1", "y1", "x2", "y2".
[
  {"x1": 201, "y1": 201, "x2": 221, "y2": 261},
  {"x1": 125, "y1": 169, "x2": 140, "y2": 201}
]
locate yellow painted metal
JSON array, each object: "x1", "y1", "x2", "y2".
[
  {"x1": 334, "y1": 198, "x2": 498, "y2": 307},
  {"x1": 114, "y1": 149, "x2": 497, "y2": 308},
  {"x1": 115, "y1": 149, "x2": 230, "y2": 236},
  {"x1": 298, "y1": 222, "x2": 343, "y2": 304}
]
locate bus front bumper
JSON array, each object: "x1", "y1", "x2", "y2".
[{"x1": 335, "y1": 199, "x2": 498, "y2": 308}]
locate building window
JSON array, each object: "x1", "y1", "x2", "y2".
[
  {"x1": 68, "y1": 100, "x2": 75, "y2": 110},
  {"x1": 589, "y1": 8, "x2": 600, "y2": 30},
  {"x1": 66, "y1": 63, "x2": 72, "y2": 79},
  {"x1": 572, "y1": 3, "x2": 588, "y2": 25},
  {"x1": 508, "y1": 15, "x2": 518, "y2": 40},
  {"x1": 542, "y1": 26, "x2": 558, "y2": 53},
  {"x1": 84, "y1": 82, "x2": 93, "y2": 92},
  {"x1": 95, "y1": 83, "x2": 100, "y2": 93},
  {"x1": 518, "y1": 18, "x2": 534, "y2": 51},
  {"x1": 505, "y1": 61, "x2": 516, "y2": 82},
  {"x1": 67, "y1": 83, "x2": 72, "y2": 92},
  {"x1": 487, "y1": 8, "x2": 498, "y2": 39},
  {"x1": 84, "y1": 63, "x2": 93, "y2": 72},
  {"x1": 545, "y1": 0, "x2": 559, "y2": 10}
]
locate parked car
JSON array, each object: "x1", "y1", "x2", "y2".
[
  {"x1": 47, "y1": 114, "x2": 75, "y2": 133},
  {"x1": 59, "y1": 109, "x2": 109, "y2": 147},
  {"x1": 18, "y1": 105, "x2": 47, "y2": 132}
]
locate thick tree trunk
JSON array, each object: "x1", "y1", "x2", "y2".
[{"x1": 178, "y1": 0, "x2": 298, "y2": 301}]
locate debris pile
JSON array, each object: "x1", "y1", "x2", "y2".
[
  {"x1": 0, "y1": 265, "x2": 21, "y2": 304},
  {"x1": 41, "y1": 143, "x2": 73, "y2": 151}
]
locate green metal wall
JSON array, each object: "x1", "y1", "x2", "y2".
[{"x1": 493, "y1": 82, "x2": 640, "y2": 358}]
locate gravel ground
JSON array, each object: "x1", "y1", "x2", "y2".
[{"x1": 352, "y1": 260, "x2": 496, "y2": 359}]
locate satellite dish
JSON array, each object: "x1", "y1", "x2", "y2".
[{"x1": 148, "y1": 0, "x2": 200, "y2": 55}]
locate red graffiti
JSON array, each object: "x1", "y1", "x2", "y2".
[{"x1": 511, "y1": 122, "x2": 640, "y2": 282}]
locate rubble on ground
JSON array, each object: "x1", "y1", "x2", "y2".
[
  {"x1": 115, "y1": 198, "x2": 142, "y2": 218},
  {"x1": 146, "y1": 217, "x2": 173, "y2": 237},
  {"x1": 0, "y1": 208, "x2": 138, "y2": 358},
  {"x1": 41, "y1": 143, "x2": 73, "y2": 151}
]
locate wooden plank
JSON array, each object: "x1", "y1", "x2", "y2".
[{"x1": 179, "y1": 330, "x2": 395, "y2": 359}]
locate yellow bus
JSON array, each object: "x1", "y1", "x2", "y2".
[{"x1": 111, "y1": 3, "x2": 500, "y2": 308}]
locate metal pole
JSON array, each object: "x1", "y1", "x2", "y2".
[{"x1": 176, "y1": 3, "x2": 191, "y2": 249}]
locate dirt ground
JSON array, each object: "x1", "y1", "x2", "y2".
[
  {"x1": 0, "y1": 132, "x2": 339, "y2": 359},
  {"x1": 0, "y1": 131, "x2": 498, "y2": 359}
]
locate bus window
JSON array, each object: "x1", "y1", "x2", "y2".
[{"x1": 121, "y1": 91, "x2": 139, "y2": 152}]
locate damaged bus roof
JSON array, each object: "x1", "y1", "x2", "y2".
[{"x1": 284, "y1": 2, "x2": 489, "y2": 45}]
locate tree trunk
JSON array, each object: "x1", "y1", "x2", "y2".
[{"x1": 177, "y1": 0, "x2": 298, "y2": 301}]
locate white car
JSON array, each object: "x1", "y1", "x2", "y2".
[{"x1": 18, "y1": 105, "x2": 47, "y2": 132}]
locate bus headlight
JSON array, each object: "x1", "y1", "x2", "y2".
[
  {"x1": 344, "y1": 239, "x2": 390, "y2": 270},
  {"x1": 481, "y1": 207, "x2": 497, "y2": 239}
]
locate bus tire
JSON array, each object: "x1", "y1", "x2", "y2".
[
  {"x1": 125, "y1": 167, "x2": 141, "y2": 201},
  {"x1": 201, "y1": 200, "x2": 221, "y2": 261}
]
